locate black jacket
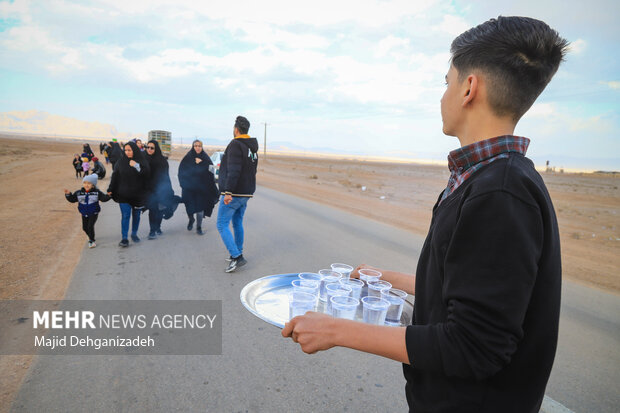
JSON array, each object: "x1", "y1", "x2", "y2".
[
  {"x1": 91, "y1": 161, "x2": 106, "y2": 179},
  {"x1": 219, "y1": 136, "x2": 258, "y2": 196},
  {"x1": 404, "y1": 153, "x2": 561, "y2": 413},
  {"x1": 65, "y1": 187, "x2": 111, "y2": 216},
  {"x1": 107, "y1": 141, "x2": 150, "y2": 207},
  {"x1": 178, "y1": 147, "x2": 219, "y2": 216}
]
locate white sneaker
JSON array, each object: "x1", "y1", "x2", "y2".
[{"x1": 88, "y1": 241, "x2": 96, "y2": 248}]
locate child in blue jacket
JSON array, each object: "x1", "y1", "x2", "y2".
[{"x1": 64, "y1": 174, "x2": 111, "y2": 248}]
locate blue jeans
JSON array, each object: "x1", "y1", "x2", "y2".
[
  {"x1": 119, "y1": 203, "x2": 141, "y2": 239},
  {"x1": 216, "y1": 196, "x2": 248, "y2": 258}
]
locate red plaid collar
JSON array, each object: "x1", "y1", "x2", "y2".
[{"x1": 447, "y1": 135, "x2": 530, "y2": 173}]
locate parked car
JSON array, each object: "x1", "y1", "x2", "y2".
[{"x1": 210, "y1": 151, "x2": 224, "y2": 182}]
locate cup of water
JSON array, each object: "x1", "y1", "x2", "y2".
[
  {"x1": 331, "y1": 263, "x2": 354, "y2": 282},
  {"x1": 288, "y1": 291, "x2": 317, "y2": 320},
  {"x1": 330, "y1": 295, "x2": 359, "y2": 320},
  {"x1": 361, "y1": 296, "x2": 390, "y2": 325},
  {"x1": 358, "y1": 269, "x2": 382, "y2": 297},
  {"x1": 291, "y1": 279, "x2": 320, "y2": 297},
  {"x1": 318, "y1": 270, "x2": 341, "y2": 302},
  {"x1": 339, "y1": 278, "x2": 364, "y2": 301},
  {"x1": 325, "y1": 283, "x2": 352, "y2": 315},
  {"x1": 367, "y1": 280, "x2": 392, "y2": 298},
  {"x1": 381, "y1": 288, "x2": 407, "y2": 325}
]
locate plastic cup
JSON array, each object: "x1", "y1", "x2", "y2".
[
  {"x1": 299, "y1": 272, "x2": 322, "y2": 284},
  {"x1": 339, "y1": 278, "x2": 364, "y2": 301},
  {"x1": 288, "y1": 291, "x2": 317, "y2": 320},
  {"x1": 325, "y1": 283, "x2": 352, "y2": 315},
  {"x1": 381, "y1": 288, "x2": 407, "y2": 325},
  {"x1": 358, "y1": 269, "x2": 382, "y2": 297},
  {"x1": 318, "y1": 269, "x2": 342, "y2": 302},
  {"x1": 291, "y1": 279, "x2": 319, "y2": 296},
  {"x1": 330, "y1": 295, "x2": 359, "y2": 320},
  {"x1": 367, "y1": 280, "x2": 392, "y2": 298},
  {"x1": 331, "y1": 263, "x2": 354, "y2": 282},
  {"x1": 361, "y1": 296, "x2": 390, "y2": 325}
]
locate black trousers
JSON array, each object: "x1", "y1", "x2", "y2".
[
  {"x1": 82, "y1": 214, "x2": 98, "y2": 241},
  {"x1": 149, "y1": 208, "x2": 163, "y2": 232}
]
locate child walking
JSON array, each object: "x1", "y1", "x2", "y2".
[{"x1": 64, "y1": 174, "x2": 111, "y2": 248}]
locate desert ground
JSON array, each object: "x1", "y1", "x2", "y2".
[{"x1": 0, "y1": 134, "x2": 618, "y2": 410}]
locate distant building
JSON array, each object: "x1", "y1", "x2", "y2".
[{"x1": 148, "y1": 130, "x2": 171, "y2": 158}]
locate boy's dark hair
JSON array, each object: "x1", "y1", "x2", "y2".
[
  {"x1": 235, "y1": 116, "x2": 250, "y2": 134},
  {"x1": 451, "y1": 16, "x2": 569, "y2": 121}
]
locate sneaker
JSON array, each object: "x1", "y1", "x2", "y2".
[
  {"x1": 196, "y1": 227, "x2": 204, "y2": 236},
  {"x1": 131, "y1": 234, "x2": 141, "y2": 243},
  {"x1": 225, "y1": 255, "x2": 247, "y2": 273},
  {"x1": 187, "y1": 216, "x2": 195, "y2": 231},
  {"x1": 156, "y1": 229, "x2": 163, "y2": 235},
  {"x1": 118, "y1": 239, "x2": 129, "y2": 247},
  {"x1": 88, "y1": 241, "x2": 96, "y2": 248},
  {"x1": 225, "y1": 256, "x2": 234, "y2": 262},
  {"x1": 148, "y1": 231, "x2": 157, "y2": 240}
]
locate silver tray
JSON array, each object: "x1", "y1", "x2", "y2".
[{"x1": 240, "y1": 273, "x2": 413, "y2": 329}]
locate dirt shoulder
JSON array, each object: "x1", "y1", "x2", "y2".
[{"x1": 0, "y1": 136, "x2": 97, "y2": 412}]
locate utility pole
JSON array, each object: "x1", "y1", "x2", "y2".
[{"x1": 262, "y1": 122, "x2": 267, "y2": 160}]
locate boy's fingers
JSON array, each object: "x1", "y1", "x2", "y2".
[{"x1": 282, "y1": 319, "x2": 296, "y2": 337}]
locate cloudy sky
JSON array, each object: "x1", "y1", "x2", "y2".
[{"x1": 0, "y1": 0, "x2": 618, "y2": 170}]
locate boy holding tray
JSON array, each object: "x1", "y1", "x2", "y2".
[{"x1": 283, "y1": 16, "x2": 567, "y2": 413}]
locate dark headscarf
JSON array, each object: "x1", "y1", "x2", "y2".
[
  {"x1": 178, "y1": 141, "x2": 219, "y2": 216},
  {"x1": 106, "y1": 141, "x2": 151, "y2": 207}
]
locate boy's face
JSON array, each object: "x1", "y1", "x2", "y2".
[
  {"x1": 83, "y1": 182, "x2": 94, "y2": 191},
  {"x1": 440, "y1": 65, "x2": 465, "y2": 137}
]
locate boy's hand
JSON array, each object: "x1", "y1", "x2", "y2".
[
  {"x1": 282, "y1": 312, "x2": 337, "y2": 354},
  {"x1": 129, "y1": 160, "x2": 136, "y2": 167},
  {"x1": 64, "y1": 189, "x2": 70, "y2": 195}
]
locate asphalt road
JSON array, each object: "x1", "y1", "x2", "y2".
[{"x1": 11, "y1": 161, "x2": 620, "y2": 412}]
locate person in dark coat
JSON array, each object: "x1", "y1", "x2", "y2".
[
  {"x1": 144, "y1": 140, "x2": 176, "y2": 239},
  {"x1": 178, "y1": 139, "x2": 219, "y2": 236},
  {"x1": 72, "y1": 154, "x2": 83, "y2": 178},
  {"x1": 107, "y1": 141, "x2": 150, "y2": 247},
  {"x1": 82, "y1": 143, "x2": 94, "y2": 161},
  {"x1": 91, "y1": 156, "x2": 106, "y2": 179},
  {"x1": 108, "y1": 140, "x2": 122, "y2": 170}
]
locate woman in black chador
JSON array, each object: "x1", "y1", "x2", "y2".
[
  {"x1": 178, "y1": 139, "x2": 218, "y2": 235},
  {"x1": 107, "y1": 141, "x2": 150, "y2": 247},
  {"x1": 144, "y1": 140, "x2": 177, "y2": 239}
]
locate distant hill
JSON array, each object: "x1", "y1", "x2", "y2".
[{"x1": 0, "y1": 110, "x2": 139, "y2": 139}]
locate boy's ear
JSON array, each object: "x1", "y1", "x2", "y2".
[{"x1": 462, "y1": 74, "x2": 478, "y2": 107}]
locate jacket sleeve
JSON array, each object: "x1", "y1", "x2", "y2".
[
  {"x1": 107, "y1": 167, "x2": 118, "y2": 195},
  {"x1": 222, "y1": 141, "x2": 243, "y2": 194},
  {"x1": 65, "y1": 191, "x2": 79, "y2": 203},
  {"x1": 98, "y1": 189, "x2": 111, "y2": 202},
  {"x1": 405, "y1": 190, "x2": 543, "y2": 380}
]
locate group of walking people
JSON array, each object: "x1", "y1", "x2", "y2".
[{"x1": 65, "y1": 115, "x2": 259, "y2": 272}]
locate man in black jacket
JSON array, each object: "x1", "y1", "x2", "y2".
[
  {"x1": 282, "y1": 16, "x2": 567, "y2": 413},
  {"x1": 216, "y1": 116, "x2": 259, "y2": 273}
]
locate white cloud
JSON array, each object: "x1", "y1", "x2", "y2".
[
  {"x1": 434, "y1": 14, "x2": 470, "y2": 36},
  {"x1": 569, "y1": 38, "x2": 587, "y2": 54},
  {"x1": 374, "y1": 36, "x2": 410, "y2": 58},
  {"x1": 601, "y1": 81, "x2": 620, "y2": 90},
  {"x1": 526, "y1": 103, "x2": 556, "y2": 118}
]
